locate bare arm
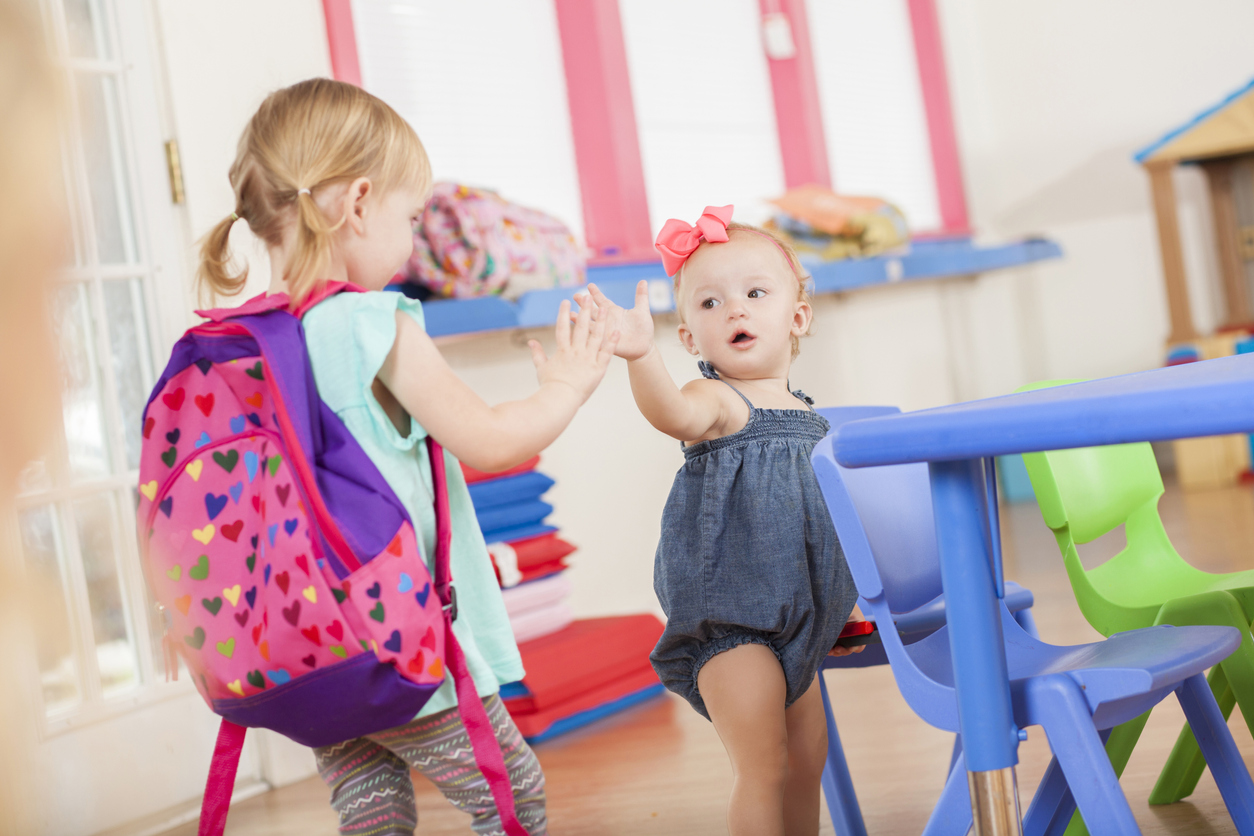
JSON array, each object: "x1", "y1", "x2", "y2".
[
  {"x1": 623, "y1": 345, "x2": 724, "y2": 441},
  {"x1": 377, "y1": 299, "x2": 618, "y2": 472},
  {"x1": 584, "y1": 281, "x2": 724, "y2": 442}
]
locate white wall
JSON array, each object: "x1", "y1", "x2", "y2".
[{"x1": 936, "y1": 0, "x2": 1254, "y2": 380}]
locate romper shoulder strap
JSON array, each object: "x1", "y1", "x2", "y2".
[
  {"x1": 698, "y1": 361, "x2": 755, "y2": 411},
  {"x1": 787, "y1": 380, "x2": 816, "y2": 408}
]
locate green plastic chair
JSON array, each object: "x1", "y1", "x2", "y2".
[{"x1": 1018, "y1": 379, "x2": 1254, "y2": 834}]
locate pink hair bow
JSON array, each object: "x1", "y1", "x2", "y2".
[{"x1": 654, "y1": 204, "x2": 734, "y2": 276}]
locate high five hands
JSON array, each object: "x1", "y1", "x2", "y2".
[
  {"x1": 573, "y1": 281, "x2": 656, "y2": 362},
  {"x1": 527, "y1": 296, "x2": 621, "y2": 403}
]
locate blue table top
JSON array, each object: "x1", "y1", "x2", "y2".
[{"x1": 834, "y1": 353, "x2": 1254, "y2": 467}]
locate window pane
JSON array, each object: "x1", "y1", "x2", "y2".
[
  {"x1": 62, "y1": 0, "x2": 112, "y2": 60},
  {"x1": 103, "y1": 279, "x2": 151, "y2": 470},
  {"x1": 73, "y1": 493, "x2": 138, "y2": 696},
  {"x1": 56, "y1": 282, "x2": 111, "y2": 480},
  {"x1": 19, "y1": 505, "x2": 82, "y2": 713},
  {"x1": 75, "y1": 71, "x2": 137, "y2": 265},
  {"x1": 807, "y1": 0, "x2": 941, "y2": 231}
]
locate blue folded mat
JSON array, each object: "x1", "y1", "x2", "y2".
[
  {"x1": 468, "y1": 471, "x2": 555, "y2": 511},
  {"x1": 479, "y1": 522, "x2": 557, "y2": 546},
  {"x1": 475, "y1": 499, "x2": 552, "y2": 535}
]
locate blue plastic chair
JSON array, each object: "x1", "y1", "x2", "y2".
[
  {"x1": 811, "y1": 429, "x2": 1254, "y2": 835},
  {"x1": 815, "y1": 407, "x2": 1039, "y2": 836}
]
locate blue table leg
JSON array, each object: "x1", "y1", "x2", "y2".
[{"x1": 929, "y1": 458, "x2": 1022, "y2": 834}]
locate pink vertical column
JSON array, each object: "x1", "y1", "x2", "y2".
[
  {"x1": 907, "y1": 0, "x2": 969, "y2": 234},
  {"x1": 321, "y1": 0, "x2": 363, "y2": 87},
  {"x1": 758, "y1": 0, "x2": 831, "y2": 190},
  {"x1": 554, "y1": 0, "x2": 655, "y2": 263}
]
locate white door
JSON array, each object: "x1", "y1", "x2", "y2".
[{"x1": 6, "y1": 1, "x2": 270, "y2": 832}]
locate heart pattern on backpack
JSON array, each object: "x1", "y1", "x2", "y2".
[{"x1": 138, "y1": 336, "x2": 447, "y2": 707}]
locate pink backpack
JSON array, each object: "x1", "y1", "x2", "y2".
[
  {"x1": 403, "y1": 182, "x2": 585, "y2": 300},
  {"x1": 137, "y1": 283, "x2": 527, "y2": 836}
]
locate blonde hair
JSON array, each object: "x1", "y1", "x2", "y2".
[
  {"x1": 198, "y1": 78, "x2": 432, "y2": 305},
  {"x1": 675, "y1": 221, "x2": 812, "y2": 358}
]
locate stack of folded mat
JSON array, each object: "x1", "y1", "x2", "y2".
[{"x1": 463, "y1": 458, "x2": 666, "y2": 742}]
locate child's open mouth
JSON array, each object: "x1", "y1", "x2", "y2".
[{"x1": 730, "y1": 330, "x2": 755, "y2": 347}]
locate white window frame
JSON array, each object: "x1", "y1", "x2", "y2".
[{"x1": 10, "y1": 0, "x2": 196, "y2": 738}]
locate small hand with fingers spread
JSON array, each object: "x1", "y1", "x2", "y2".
[
  {"x1": 528, "y1": 298, "x2": 620, "y2": 404},
  {"x1": 579, "y1": 281, "x2": 656, "y2": 362}
]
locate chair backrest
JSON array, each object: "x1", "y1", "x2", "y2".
[
  {"x1": 817, "y1": 407, "x2": 944, "y2": 614},
  {"x1": 1015, "y1": 381, "x2": 1164, "y2": 544}
]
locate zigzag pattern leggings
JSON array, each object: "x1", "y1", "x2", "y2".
[{"x1": 313, "y1": 694, "x2": 548, "y2": 836}]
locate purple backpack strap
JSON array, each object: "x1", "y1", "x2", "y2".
[{"x1": 428, "y1": 437, "x2": 529, "y2": 836}]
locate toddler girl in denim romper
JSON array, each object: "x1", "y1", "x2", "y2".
[{"x1": 583, "y1": 205, "x2": 862, "y2": 836}]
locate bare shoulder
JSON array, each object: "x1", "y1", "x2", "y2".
[{"x1": 679, "y1": 377, "x2": 751, "y2": 442}]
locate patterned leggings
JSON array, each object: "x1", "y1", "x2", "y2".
[{"x1": 313, "y1": 694, "x2": 548, "y2": 836}]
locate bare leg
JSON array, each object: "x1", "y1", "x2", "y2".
[
  {"x1": 783, "y1": 675, "x2": 827, "y2": 836},
  {"x1": 698, "y1": 643, "x2": 789, "y2": 836}
]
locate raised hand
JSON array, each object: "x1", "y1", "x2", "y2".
[
  {"x1": 581, "y1": 281, "x2": 655, "y2": 361},
  {"x1": 528, "y1": 298, "x2": 619, "y2": 404}
]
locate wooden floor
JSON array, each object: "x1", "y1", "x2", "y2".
[{"x1": 165, "y1": 479, "x2": 1254, "y2": 835}]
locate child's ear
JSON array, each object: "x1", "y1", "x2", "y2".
[
  {"x1": 343, "y1": 177, "x2": 372, "y2": 234},
  {"x1": 677, "y1": 322, "x2": 700, "y2": 356},
  {"x1": 792, "y1": 299, "x2": 813, "y2": 338}
]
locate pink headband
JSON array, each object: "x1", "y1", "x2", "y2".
[{"x1": 654, "y1": 204, "x2": 794, "y2": 280}]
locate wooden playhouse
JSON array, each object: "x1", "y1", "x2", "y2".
[{"x1": 1138, "y1": 77, "x2": 1254, "y2": 488}]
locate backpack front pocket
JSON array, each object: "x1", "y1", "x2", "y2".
[{"x1": 336, "y1": 521, "x2": 447, "y2": 688}]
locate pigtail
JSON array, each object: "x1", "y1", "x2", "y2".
[
  {"x1": 196, "y1": 212, "x2": 248, "y2": 300},
  {"x1": 209, "y1": 78, "x2": 431, "y2": 309}
]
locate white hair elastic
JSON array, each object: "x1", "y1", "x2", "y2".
[{"x1": 297, "y1": 188, "x2": 311, "y2": 196}]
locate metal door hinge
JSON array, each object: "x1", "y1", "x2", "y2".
[{"x1": 164, "y1": 139, "x2": 185, "y2": 205}]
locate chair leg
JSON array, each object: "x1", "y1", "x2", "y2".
[
  {"x1": 1014, "y1": 606, "x2": 1041, "y2": 640},
  {"x1": 948, "y1": 733, "x2": 963, "y2": 775},
  {"x1": 1023, "y1": 755, "x2": 1077, "y2": 836},
  {"x1": 1149, "y1": 594, "x2": 1254, "y2": 804},
  {"x1": 1061, "y1": 712, "x2": 1151, "y2": 836},
  {"x1": 818, "y1": 673, "x2": 868, "y2": 836},
  {"x1": 1150, "y1": 663, "x2": 1234, "y2": 804},
  {"x1": 922, "y1": 751, "x2": 974, "y2": 836},
  {"x1": 1174, "y1": 672, "x2": 1254, "y2": 835},
  {"x1": 1029, "y1": 676, "x2": 1140, "y2": 836}
]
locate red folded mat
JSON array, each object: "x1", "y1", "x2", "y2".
[
  {"x1": 512, "y1": 532, "x2": 576, "y2": 570},
  {"x1": 507, "y1": 614, "x2": 665, "y2": 712},
  {"x1": 516, "y1": 559, "x2": 567, "y2": 586},
  {"x1": 506, "y1": 665, "x2": 662, "y2": 739},
  {"x1": 462, "y1": 455, "x2": 540, "y2": 484},
  {"x1": 488, "y1": 533, "x2": 577, "y2": 587}
]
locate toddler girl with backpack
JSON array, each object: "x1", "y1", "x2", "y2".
[{"x1": 143, "y1": 78, "x2": 618, "y2": 836}]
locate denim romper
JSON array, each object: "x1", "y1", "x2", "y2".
[{"x1": 650, "y1": 364, "x2": 859, "y2": 719}]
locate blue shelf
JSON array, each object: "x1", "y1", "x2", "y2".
[{"x1": 419, "y1": 236, "x2": 1062, "y2": 338}]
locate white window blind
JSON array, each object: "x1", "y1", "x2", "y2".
[
  {"x1": 807, "y1": 0, "x2": 941, "y2": 231},
  {"x1": 352, "y1": 0, "x2": 586, "y2": 242},
  {"x1": 619, "y1": 0, "x2": 786, "y2": 232}
]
